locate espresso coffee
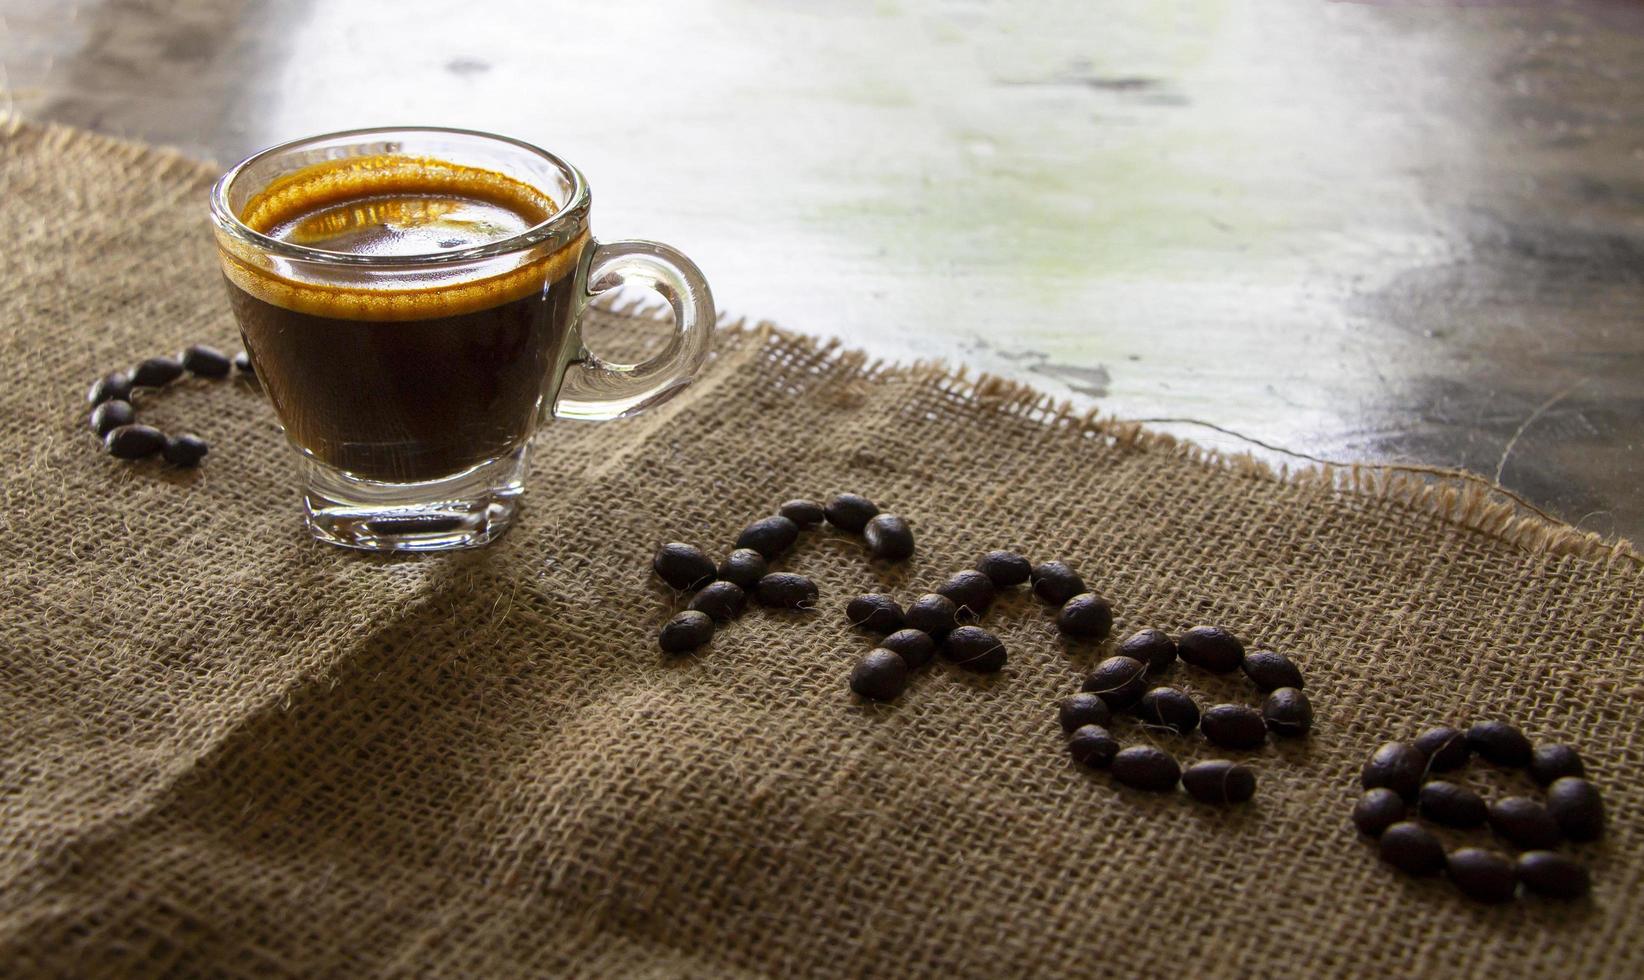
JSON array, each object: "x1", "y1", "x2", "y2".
[{"x1": 222, "y1": 155, "x2": 588, "y2": 482}]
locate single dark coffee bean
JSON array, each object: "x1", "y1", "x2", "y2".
[
  {"x1": 1029, "y1": 561, "x2": 1085, "y2": 605},
  {"x1": 1447, "y1": 848, "x2": 1518, "y2": 904},
  {"x1": 755, "y1": 573, "x2": 819, "y2": 610},
  {"x1": 1379, "y1": 821, "x2": 1446, "y2": 876},
  {"x1": 658, "y1": 610, "x2": 714, "y2": 653},
  {"x1": 824, "y1": 492, "x2": 879, "y2": 532},
  {"x1": 975, "y1": 550, "x2": 1031, "y2": 588},
  {"x1": 233, "y1": 350, "x2": 255, "y2": 376},
  {"x1": 180, "y1": 344, "x2": 231, "y2": 378},
  {"x1": 1118, "y1": 628, "x2": 1177, "y2": 674},
  {"x1": 87, "y1": 371, "x2": 133, "y2": 405},
  {"x1": 1081, "y1": 655, "x2": 1148, "y2": 710},
  {"x1": 880, "y1": 629, "x2": 937, "y2": 670},
  {"x1": 1177, "y1": 626, "x2": 1245, "y2": 673},
  {"x1": 846, "y1": 593, "x2": 904, "y2": 634},
  {"x1": 1137, "y1": 687, "x2": 1200, "y2": 735},
  {"x1": 940, "y1": 625, "x2": 1007, "y2": 672},
  {"x1": 735, "y1": 514, "x2": 800, "y2": 560},
  {"x1": 1111, "y1": 746, "x2": 1181, "y2": 792},
  {"x1": 131, "y1": 355, "x2": 184, "y2": 388},
  {"x1": 162, "y1": 433, "x2": 209, "y2": 467},
  {"x1": 1529, "y1": 744, "x2": 1585, "y2": 786},
  {"x1": 1516, "y1": 851, "x2": 1590, "y2": 900},
  {"x1": 653, "y1": 543, "x2": 717, "y2": 591},
  {"x1": 1068, "y1": 724, "x2": 1120, "y2": 768},
  {"x1": 850, "y1": 649, "x2": 910, "y2": 702},
  {"x1": 1467, "y1": 721, "x2": 1533, "y2": 768},
  {"x1": 1413, "y1": 726, "x2": 1471, "y2": 772},
  {"x1": 1488, "y1": 796, "x2": 1562, "y2": 850},
  {"x1": 1058, "y1": 692, "x2": 1112, "y2": 734},
  {"x1": 904, "y1": 592, "x2": 959, "y2": 638},
  {"x1": 1240, "y1": 650, "x2": 1303, "y2": 691},
  {"x1": 88, "y1": 399, "x2": 135, "y2": 436},
  {"x1": 778, "y1": 498, "x2": 824, "y2": 527},
  {"x1": 1352, "y1": 788, "x2": 1407, "y2": 837},
  {"x1": 716, "y1": 548, "x2": 768, "y2": 590},
  {"x1": 1201, "y1": 704, "x2": 1267, "y2": 750},
  {"x1": 1182, "y1": 759, "x2": 1256, "y2": 805},
  {"x1": 863, "y1": 513, "x2": 915, "y2": 561},
  {"x1": 936, "y1": 570, "x2": 995, "y2": 619},
  {"x1": 103, "y1": 424, "x2": 165, "y2": 460},
  {"x1": 1418, "y1": 781, "x2": 1488, "y2": 829},
  {"x1": 1056, "y1": 592, "x2": 1114, "y2": 640},
  {"x1": 687, "y1": 581, "x2": 746, "y2": 622},
  {"x1": 1546, "y1": 777, "x2": 1604, "y2": 842},
  {"x1": 1361, "y1": 741, "x2": 1427, "y2": 799},
  {"x1": 1261, "y1": 688, "x2": 1313, "y2": 737}
]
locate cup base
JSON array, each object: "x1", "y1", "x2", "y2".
[{"x1": 302, "y1": 446, "x2": 530, "y2": 552}]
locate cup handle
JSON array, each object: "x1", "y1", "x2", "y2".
[{"x1": 552, "y1": 239, "x2": 714, "y2": 421}]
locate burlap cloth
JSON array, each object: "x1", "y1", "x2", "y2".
[{"x1": 2, "y1": 118, "x2": 1642, "y2": 979}]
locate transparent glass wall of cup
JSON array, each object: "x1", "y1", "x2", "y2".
[{"x1": 210, "y1": 127, "x2": 713, "y2": 551}]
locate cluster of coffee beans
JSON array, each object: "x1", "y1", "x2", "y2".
[
  {"x1": 85, "y1": 345, "x2": 255, "y2": 466},
  {"x1": 652, "y1": 493, "x2": 912, "y2": 654},
  {"x1": 1354, "y1": 722, "x2": 1604, "y2": 902},
  {"x1": 1060, "y1": 627, "x2": 1313, "y2": 803}
]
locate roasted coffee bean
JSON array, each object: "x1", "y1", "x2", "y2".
[
  {"x1": 904, "y1": 593, "x2": 959, "y2": 638},
  {"x1": 1529, "y1": 744, "x2": 1585, "y2": 786},
  {"x1": 863, "y1": 514, "x2": 915, "y2": 561},
  {"x1": 653, "y1": 543, "x2": 717, "y2": 591},
  {"x1": 736, "y1": 515, "x2": 800, "y2": 559},
  {"x1": 1201, "y1": 704, "x2": 1267, "y2": 750},
  {"x1": 687, "y1": 581, "x2": 746, "y2": 622},
  {"x1": 180, "y1": 344, "x2": 231, "y2": 378},
  {"x1": 1240, "y1": 650, "x2": 1303, "y2": 691},
  {"x1": 131, "y1": 355, "x2": 184, "y2": 388},
  {"x1": 1418, "y1": 781, "x2": 1488, "y2": 829},
  {"x1": 1353, "y1": 788, "x2": 1407, "y2": 837},
  {"x1": 975, "y1": 550, "x2": 1031, "y2": 588},
  {"x1": 1137, "y1": 687, "x2": 1200, "y2": 735},
  {"x1": 936, "y1": 570, "x2": 995, "y2": 619},
  {"x1": 778, "y1": 498, "x2": 824, "y2": 527},
  {"x1": 233, "y1": 350, "x2": 255, "y2": 376},
  {"x1": 1081, "y1": 655, "x2": 1148, "y2": 710},
  {"x1": 1379, "y1": 821, "x2": 1446, "y2": 876},
  {"x1": 850, "y1": 649, "x2": 909, "y2": 702},
  {"x1": 162, "y1": 433, "x2": 209, "y2": 467},
  {"x1": 89, "y1": 399, "x2": 135, "y2": 436},
  {"x1": 1516, "y1": 851, "x2": 1590, "y2": 900},
  {"x1": 1068, "y1": 724, "x2": 1120, "y2": 768},
  {"x1": 880, "y1": 629, "x2": 937, "y2": 670},
  {"x1": 87, "y1": 371, "x2": 133, "y2": 405},
  {"x1": 1177, "y1": 626, "x2": 1245, "y2": 673},
  {"x1": 1030, "y1": 561, "x2": 1085, "y2": 605},
  {"x1": 1467, "y1": 721, "x2": 1533, "y2": 768},
  {"x1": 1261, "y1": 688, "x2": 1313, "y2": 737},
  {"x1": 1056, "y1": 592, "x2": 1113, "y2": 640},
  {"x1": 824, "y1": 492, "x2": 879, "y2": 533},
  {"x1": 1546, "y1": 777, "x2": 1604, "y2": 842},
  {"x1": 756, "y1": 573, "x2": 819, "y2": 610},
  {"x1": 104, "y1": 424, "x2": 165, "y2": 460},
  {"x1": 1118, "y1": 628, "x2": 1177, "y2": 674},
  {"x1": 1111, "y1": 746, "x2": 1181, "y2": 792},
  {"x1": 716, "y1": 548, "x2": 768, "y2": 590},
  {"x1": 1182, "y1": 759, "x2": 1256, "y2": 805},
  {"x1": 1058, "y1": 692, "x2": 1112, "y2": 734},
  {"x1": 1447, "y1": 848, "x2": 1518, "y2": 904},
  {"x1": 1488, "y1": 796, "x2": 1562, "y2": 850},
  {"x1": 1413, "y1": 726, "x2": 1471, "y2": 771},
  {"x1": 1361, "y1": 741, "x2": 1427, "y2": 799},
  {"x1": 940, "y1": 625, "x2": 1007, "y2": 672},
  {"x1": 658, "y1": 610, "x2": 714, "y2": 653},
  {"x1": 846, "y1": 593, "x2": 904, "y2": 634}
]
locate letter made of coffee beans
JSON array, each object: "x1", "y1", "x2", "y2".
[{"x1": 84, "y1": 343, "x2": 256, "y2": 468}]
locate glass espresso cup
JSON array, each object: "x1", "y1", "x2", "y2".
[{"x1": 209, "y1": 127, "x2": 712, "y2": 551}]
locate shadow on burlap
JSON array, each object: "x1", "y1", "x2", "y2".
[{"x1": 1, "y1": 119, "x2": 1641, "y2": 978}]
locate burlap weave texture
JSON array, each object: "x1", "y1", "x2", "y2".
[{"x1": 2, "y1": 119, "x2": 1641, "y2": 978}]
